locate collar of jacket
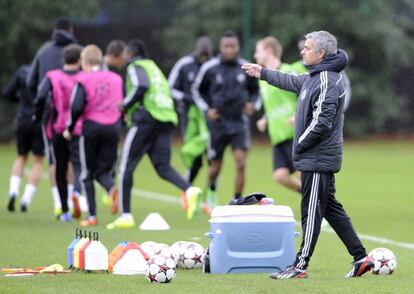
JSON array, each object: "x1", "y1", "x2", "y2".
[
  {"x1": 307, "y1": 49, "x2": 348, "y2": 76},
  {"x1": 52, "y1": 29, "x2": 76, "y2": 46},
  {"x1": 219, "y1": 54, "x2": 240, "y2": 65}
]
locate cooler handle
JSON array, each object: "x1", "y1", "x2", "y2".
[{"x1": 205, "y1": 232, "x2": 213, "y2": 239}]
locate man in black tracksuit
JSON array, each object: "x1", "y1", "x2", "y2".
[
  {"x1": 26, "y1": 17, "x2": 77, "y2": 214},
  {"x1": 3, "y1": 65, "x2": 44, "y2": 212},
  {"x1": 26, "y1": 18, "x2": 76, "y2": 95},
  {"x1": 242, "y1": 31, "x2": 374, "y2": 279},
  {"x1": 168, "y1": 36, "x2": 213, "y2": 183},
  {"x1": 193, "y1": 31, "x2": 259, "y2": 209}
]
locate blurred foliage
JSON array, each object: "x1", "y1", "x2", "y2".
[
  {"x1": 1, "y1": 0, "x2": 413, "y2": 140},
  {"x1": 163, "y1": 0, "x2": 414, "y2": 137},
  {"x1": 0, "y1": 0, "x2": 98, "y2": 141}
]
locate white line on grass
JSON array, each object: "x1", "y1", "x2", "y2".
[{"x1": 132, "y1": 188, "x2": 414, "y2": 251}]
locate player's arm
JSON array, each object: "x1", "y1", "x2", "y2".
[
  {"x1": 2, "y1": 68, "x2": 21, "y2": 103},
  {"x1": 245, "y1": 74, "x2": 261, "y2": 114},
  {"x1": 242, "y1": 63, "x2": 306, "y2": 94},
  {"x1": 67, "y1": 83, "x2": 87, "y2": 133},
  {"x1": 122, "y1": 64, "x2": 149, "y2": 111},
  {"x1": 296, "y1": 78, "x2": 339, "y2": 154},
  {"x1": 168, "y1": 60, "x2": 190, "y2": 103},
  {"x1": 192, "y1": 65, "x2": 212, "y2": 113},
  {"x1": 34, "y1": 77, "x2": 52, "y2": 123},
  {"x1": 26, "y1": 54, "x2": 40, "y2": 95}
]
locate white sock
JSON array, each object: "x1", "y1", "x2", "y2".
[
  {"x1": 9, "y1": 176, "x2": 21, "y2": 198},
  {"x1": 68, "y1": 184, "x2": 74, "y2": 209},
  {"x1": 121, "y1": 213, "x2": 133, "y2": 219},
  {"x1": 52, "y1": 187, "x2": 61, "y2": 209},
  {"x1": 183, "y1": 169, "x2": 191, "y2": 182},
  {"x1": 67, "y1": 184, "x2": 74, "y2": 197},
  {"x1": 21, "y1": 184, "x2": 36, "y2": 205}
]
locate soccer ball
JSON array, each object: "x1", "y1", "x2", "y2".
[
  {"x1": 146, "y1": 255, "x2": 176, "y2": 283},
  {"x1": 153, "y1": 244, "x2": 175, "y2": 264},
  {"x1": 369, "y1": 247, "x2": 397, "y2": 275},
  {"x1": 141, "y1": 241, "x2": 157, "y2": 258},
  {"x1": 153, "y1": 243, "x2": 170, "y2": 254},
  {"x1": 177, "y1": 242, "x2": 205, "y2": 269},
  {"x1": 170, "y1": 241, "x2": 189, "y2": 264}
]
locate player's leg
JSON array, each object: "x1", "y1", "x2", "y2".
[
  {"x1": 272, "y1": 140, "x2": 301, "y2": 193},
  {"x1": 149, "y1": 124, "x2": 191, "y2": 191},
  {"x1": 106, "y1": 125, "x2": 152, "y2": 229},
  {"x1": 41, "y1": 126, "x2": 62, "y2": 216},
  {"x1": 323, "y1": 175, "x2": 372, "y2": 277},
  {"x1": 19, "y1": 122, "x2": 45, "y2": 211},
  {"x1": 204, "y1": 124, "x2": 228, "y2": 212},
  {"x1": 230, "y1": 122, "x2": 250, "y2": 199},
  {"x1": 187, "y1": 155, "x2": 203, "y2": 183},
  {"x1": 69, "y1": 136, "x2": 83, "y2": 218},
  {"x1": 66, "y1": 162, "x2": 75, "y2": 209},
  {"x1": 148, "y1": 123, "x2": 203, "y2": 220},
  {"x1": 270, "y1": 172, "x2": 330, "y2": 279},
  {"x1": 8, "y1": 155, "x2": 27, "y2": 211},
  {"x1": 8, "y1": 120, "x2": 31, "y2": 211},
  {"x1": 52, "y1": 134, "x2": 71, "y2": 221},
  {"x1": 94, "y1": 121, "x2": 121, "y2": 214},
  {"x1": 233, "y1": 148, "x2": 247, "y2": 199},
  {"x1": 79, "y1": 125, "x2": 99, "y2": 226}
]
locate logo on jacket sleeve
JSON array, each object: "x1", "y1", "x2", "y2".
[
  {"x1": 188, "y1": 71, "x2": 195, "y2": 82},
  {"x1": 300, "y1": 89, "x2": 307, "y2": 100},
  {"x1": 237, "y1": 73, "x2": 246, "y2": 83},
  {"x1": 216, "y1": 73, "x2": 223, "y2": 84}
]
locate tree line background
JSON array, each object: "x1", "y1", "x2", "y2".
[{"x1": 1, "y1": 0, "x2": 413, "y2": 140}]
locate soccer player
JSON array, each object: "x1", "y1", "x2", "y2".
[
  {"x1": 26, "y1": 17, "x2": 77, "y2": 214},
  {"x1": 102, "y1": 39, "x2": 127, "y2": 74},
  {"x1": 242, "y1": 31, "x2": 374, "y2": 279},
  {"x1": 106, "y1": 39, "x2": 202, "y2": 229},
  {"x1": 192, "y1": 31, "x2": 259, "y2": 210},
  {"x1": 64, "y1": 45, "x2": 122, "y2": 227},
  {"x1": 254, "y1": 37, "x2": 302, "y2": 193},
  {"x1": 168, "y1": 36, "x2": 213, "y2": 184},
  {"x1": 35, "y1": 44, "x2": 84, "y2": 222},
  {"x1": 2, "y1": 65, "x2": 44, "y2": 212}
]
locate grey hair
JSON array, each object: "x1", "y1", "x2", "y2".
[{"x1": 305, "y1": 31, "x2": 337, "y2": 55}]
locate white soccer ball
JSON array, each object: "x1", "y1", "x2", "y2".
[
  {"x1": 369, "y1": 247, "x2": 397, "y2": 275},
  {"x1": 140, "y1": 241, "x2": 157, "y2": 258},
  {"x1": 177, "y1": 242, "x2": 205, "y2": 269},
  {"x1": 153, "y1": 243, "x2": 170, "y2": 255},
  {"x1": 146, "y1": 255, "x2": 176, "y2": 283},
  {"x1": 170, "y1": 241, "x2": 189, "y2": 265}
]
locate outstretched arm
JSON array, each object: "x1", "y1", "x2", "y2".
[{"x1": 242, "y1": 63, "x2": 307, "y2": 94}]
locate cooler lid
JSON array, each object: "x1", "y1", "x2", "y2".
[{"x1": 209, "y1": 205, "x2": 295, "y2": 223}]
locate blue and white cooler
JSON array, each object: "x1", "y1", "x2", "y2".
[{"x1": 205, "y1": 205, "x2": 296, "y2": 274}]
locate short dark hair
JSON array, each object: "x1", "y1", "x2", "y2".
[
  {"x1": 221, "y1": 30, "x2": 238, "y2": 40},
  {"x1": 63, "y1": 44, "x2": 82, "y2": 64},
  {"x1": 126, "y1": 39, "x2": 147, "y2": 58},
  {"x1": 106, "y1": 40, "x2": 126, "y2": 57},
  {"x1": 55, "y1": 17, "x2": 72, "y2": 32}
]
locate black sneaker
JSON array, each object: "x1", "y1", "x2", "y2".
[
  {"x1": 270, "y1": 265, "x2": 308, "y2": 279},
  {"x1": 20, "y1": 203, "x2": 27, "y2": 212},
  {"x1": 345, "y1": 256, "x2": 375, "y2": 278},
  {"x1": 7, "y1": 196, "x2": 16, "y2": 212}
]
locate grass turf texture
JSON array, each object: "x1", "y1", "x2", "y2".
[{"x1": 0, "y1": 142, "x2": 413, "y2": 293}]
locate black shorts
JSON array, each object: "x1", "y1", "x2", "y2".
[
  {"x1": 207, "y1": 121, "x2": 250, "y2": 160},
  {"x1": 16, "y1": 120, "x2": 45, "y2": 157},
  {"x1": 272, "y1": 139, "x2": 295, "y2": 173}
]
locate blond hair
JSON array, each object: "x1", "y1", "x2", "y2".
[
  {"x1": 258, "y1": 36, "x2": 283, "y2": 58},
  {"x1": 81, "y1": 45, "x2": 103, "y2": 66}
]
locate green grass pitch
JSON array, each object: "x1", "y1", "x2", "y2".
[{"x1": 0, "y1": 142, "x2": 413, "y2": 293}]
